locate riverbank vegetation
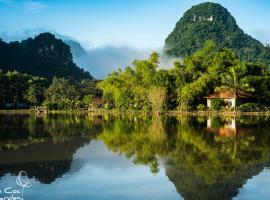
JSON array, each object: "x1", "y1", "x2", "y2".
[
  {"x1": 0, "y1": 70, "x2": 100, "y2": 110},
  {"x1": 98, "y1": 41, "x2": 270, "y2": 112},
  {"x1": 1, "y1": 41, "x2": 270, "y2": 112}
]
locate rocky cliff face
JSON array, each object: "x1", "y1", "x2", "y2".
[
  {"x1": 165, "y1": 2, "x2": 270, "y2": 63},
  {"x1": 0, "y1": 32, "x2": 92, "y2": 80}
]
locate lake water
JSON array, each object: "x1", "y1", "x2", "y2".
[{"x1": 0, "y1": 113, "x2": 270, "y2": 200}]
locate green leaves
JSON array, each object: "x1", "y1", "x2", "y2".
[
  {"x1": 0, "y1": 70, "x2": 47, "y2": 107},
  {"x1": 216, "y1": 62, "x2": 255, "y2": 94},
  {"x1": 165, "y1": 2, "x2": 270, "y2": 64},
  {"x1": 98, "y1": 40, "x2": 270, "y2": 111},
  {"x1": 0, "y1": 33, "x2": 92, "y2": 81},
  {"x1": 98, "y1": 53, "x2": 172, "y2": 111}
]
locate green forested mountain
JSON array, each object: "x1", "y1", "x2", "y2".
[
  {"x1": 165, "y1": 2, "x2": 270, "y2": 63},
  {"x1": 0, "y1": 33, "x2": 92, "y2": 80}
]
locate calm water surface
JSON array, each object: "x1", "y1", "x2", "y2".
[{"x1": 0, "y1": 114, "x2": 270, "y2": 200}]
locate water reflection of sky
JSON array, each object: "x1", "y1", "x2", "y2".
[
  {"x1": 1, "y1": 115, "x2": 270, "y2": 200},
  {"x1": 1, "y1": 141, "x2": 181, "y2": 200},
  {"x1": 234, "y1": 169, "x2": 270, "y2": 200}
]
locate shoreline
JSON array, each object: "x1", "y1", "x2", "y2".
[{"x1": 0, "y1": 109, "x2": 269, "y2": 116}]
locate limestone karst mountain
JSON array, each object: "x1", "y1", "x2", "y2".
[{"x1": 165, "y1": 2, "x2": 270, "y2": 64}]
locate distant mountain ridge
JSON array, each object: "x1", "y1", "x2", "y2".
[
  {"x1": 165, "y1": 2, "x2": 270, "y2": 63},
  {"x1": 0, "y1": 32, "x2": 92, "y2": 80},
  {"x1": 65, "y1": 40, "x2": 151, "y2": 79},
  {"x1": 64, "y1": 40, "x2": 88, "y2": 58}
]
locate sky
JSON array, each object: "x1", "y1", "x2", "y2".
[{"x1": 0, "y1": 0, "x2": 270, "y2": 50}]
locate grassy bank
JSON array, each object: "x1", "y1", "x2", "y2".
[{"x1": 0, "y1": 109, "x2": 270, "y2": 116}]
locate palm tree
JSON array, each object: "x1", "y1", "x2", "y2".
[{"x1": 215, "y1": 62, "x2": 254, "y2": 112}]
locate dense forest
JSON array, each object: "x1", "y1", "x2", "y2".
[
  {"x1": 0, "y1": 33, "x2": 91, "y2": 80},
  {"x1": 165, "y1": 2, "x2": 270, "y2": 64},
  {"x1": 1, "y1": 40, "x2": 270, "y2": 111},
  {"x1": 1, "y1": 3, "x2": 270, "y2": 112},
  {"x1": 98, "y1": 41, "x2": 270, "y2": 112},
  {"x1": 0, "y1": 70, "x2": 99, "y2": 109}
]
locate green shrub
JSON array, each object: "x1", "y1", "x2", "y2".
[
  {"x1": 211, "y1": 99, "x2": 226, "y2": 111},
  {"x1": 82, "y1": 95, "x2": 93, "y2": 106},
  {"x1": 196, "y1": 104, "x2": 206, "y2": 111},
  {"x1": 238, "y1": 103, "x2": 268, "y2": 112}
]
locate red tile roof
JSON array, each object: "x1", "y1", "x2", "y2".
[{"x1": 204, "y1": 91, "x2": 251, "y2": 99}]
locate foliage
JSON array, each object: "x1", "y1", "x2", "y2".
[
  {"x1": 0, "y1": 70, "x2": 48, "y2": 108},
  {"x1": 45, "y1": 77, "x2": 80, "y2": 109},
  {"x1": 0, "y1": 69, "x2": 98, "y2": 110},
  {"x1": 211, "y1": 99, "x2": 226, "y2": 111},
  {"x1": 98, "y1": 41, "x2": 270, "y2": 111},
  {"x1": 44, "y1": 77, "x2": 98, "y2": 110},
  {"x1": 215, "y1": 62, "x2": 254, "y2": 93},
  {"x1": 82, "y1": 95, "x2": 93, "y2": 107},
  {"x1": 1, "y1": 33, "x2": 270, "y2": 111},
  {"x1": 26, "y1": 76, "x2": 47, "y2": 105},
  {"x1": 148, "y1": 87, "x2": 166, "y2": 112},
  {"x1": 0, "y1": 33, "x2": 92, "y2": 80},
  {"x1": 97, "y1": 52, "x2": 173, "y2": 111},
  {"x1": 196, "y1": 104, "x2": 206, "y2": 111},
  {"x1": 238, "y1": 103, "x2": 269, "y2": 112},
  {"x1": 165, "y1": 2, "x2": 270, "y2": 64}
]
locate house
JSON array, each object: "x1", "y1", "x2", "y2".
[
  {"x1": 35, "y1": 107, "x2": 48, "y2": 114},
  {"x1": 92, "y1": 97, "x2": 103, "y2": 108},
  {"x1": 204, "y1": 91, "x2": 252, "y2": 110},
  {"x1": 88, "y1": 97, "x2": 103, "y2": 112}
]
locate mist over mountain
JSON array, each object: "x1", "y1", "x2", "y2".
[
  {"x1": 64, "y1": 40, "x2": 88, "y2": 58},
  {"x1": 0, "y1": 31, "x2": 156, "y2": 79},
  {"x1": 165, "y1": 2, "x2": 270, "y2": 63},
  {"x1": 5, "y1": 2, "x2": 270, "y2": 80},
  {"x1": 0, "y1": 33, "x2": 92, "y2": 80},
  {"x1": 66, "y1": 41, "x2": 153, "y2": 79},
  {"x1": 65, "y1": 39, "x2": 182, "y2": 79}
]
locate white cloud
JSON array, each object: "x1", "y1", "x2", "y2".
[
  {"x1": 0, "y1": 28, "x2": 50, "y2": 42},
  {"x1": 0, "y1": 0, "x2": 47, "y2": 11},
  {"x1": 250, "y1": 29, "x2": 270, "y2": 45},
  {"x1": 21, "y1": 0, "x2": 47, "y2": 11}
]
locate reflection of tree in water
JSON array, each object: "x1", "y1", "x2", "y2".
[
  {"x1": 0, "y1": 114, "x2": 105, "y2": 184},
  {"x1": 98, "y1": 115, "x2": 270, "y2": 200},
  {"x1": 2, "y1": 113, "x2": 270, "y2": 198},
  {"x1": 165, "y1": 116, "x2": 270, "y2": 200},
  {"x1": 98, "y1": 115, "x2": 175, "y2": 173}
]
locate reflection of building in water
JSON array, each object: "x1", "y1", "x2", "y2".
[
  {"x1": 204, "y1": 91, "x2": 252, "y2": 110},
  {"x1": 207, "y1": 116, "x2": 236, "y2": 137}
]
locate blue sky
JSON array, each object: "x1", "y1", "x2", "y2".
[{"x1": 0, "y1": 0, "x2": 270, "y2": 49}]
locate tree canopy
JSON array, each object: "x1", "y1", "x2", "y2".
[
  {"x1": 98, "y1": 41, "x2": 270, "y2": 111},
  {"x1": 0, "y1": 33, "x2": 92, "y2": 81},
  {"x1": 165, "y1": 2, "x2": 270, "y2": 65}
]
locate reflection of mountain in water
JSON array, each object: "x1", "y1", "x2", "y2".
[
  {"x1": 165, "y1": 158, "x2": 269, "y2": 200},
  {"x1": 165, "y1": 116, "x2": 270, "y2": 200},
  {"x1": 98, "y1": 115, "x2": 270, "y2": 200},
  {"x1": 0, "y1": 113, "x2": 105, "y2": 184},
  {"x1": 1, "y1": 114, "x2": 270, "y2": 199},
  {"x1": 0, "y1": 138, "x2": 89, "y2": 184}
]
